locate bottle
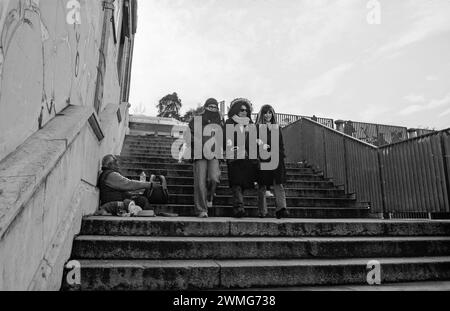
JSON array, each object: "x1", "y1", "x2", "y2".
[{"x1": 140, "y1": 171, "x2": 146, "y2": 182}]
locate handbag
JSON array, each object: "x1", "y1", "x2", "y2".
[{"x1": 144, "y1": 175, "x2": 169, "y2": 204}]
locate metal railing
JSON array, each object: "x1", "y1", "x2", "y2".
[
  {"x1": 283, "y1": 118, "x2": 450, "y2": 216},
  {"x1": 379, "y1": 131, "x2": 450, "y2": 215},
  {"x1": 251, "y1": 113, "x2": 334, "y2": 129},
  {"x1": 338, "y1": 121, "x2": 408, "y2": 147}
]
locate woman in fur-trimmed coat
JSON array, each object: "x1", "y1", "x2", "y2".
[{"x1": 225, "y1": 98, "x2": 259, "y2": 218}]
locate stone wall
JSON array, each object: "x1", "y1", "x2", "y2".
[
  {"x1": 0, "y1": 103, "x2": 130, "y2": 290},
  {"x1": 0, "y1": 0, "x2": 136, "y2": 290}
]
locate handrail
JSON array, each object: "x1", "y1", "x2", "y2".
[
  {"x1": 252, "y1": 113, "x2": 334, "y2": 129},
  {"x1": 285, "y1": 117, "x2": 378, "y2": 149},
  {"x1": 291, "y1": 117, "x2": 450, "y2": 151},
  {"x1": 379, "y1": 128, "x2": 450, "y2": 149},
  {"x1": 345, "y1": 120, "x2": 408, "y2": 131}
]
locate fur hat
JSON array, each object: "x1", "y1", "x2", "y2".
[{"x1": 228, "y1": 98, "x2": 253, "y2": 118}]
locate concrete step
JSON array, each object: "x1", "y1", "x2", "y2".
[
  {"x1": 124, "y1": 135, "x2": 179, "y2": 141},
  {"x1": 118, "y1": 155, "x2": 309, "y2": 168},
  {"x1": 125, "y1": 138, "x2": 294, "y2": 146},
  {"x1": 71, "y1": 236, "x2": 450, "y2": 260},
  {"x1": 123, "y1": 144, "x2": 177, "y2": 150},
  {"x1": 122, "y1": 147, "x2": 176, "y2": 154},
  {"x1": 124, "y1": 138, "x2": 180, "y2": 143},
  {"x1": 80, "y1": 217, "x2": 450, "y2": 237},
  {"x1": 123, "y1": 143, "x2": 288, "y2": 153},
  {"x1": 121, "y1": 150, "x2": 183, "y2": 157},
  {"x1": 163, "y1": 194, "x2": 359, "y2": 208},
  {"x1": 121, "y1": 168, "x2": 329, "y2": 181},
  {"x1": 61, "y1": 257, "x2": 450, "y2": 290},
  {"x1": 137, "y1": 204, "x2": 371, "y2": 218},
  {"x1": 125, "y1": 175, "x2": 339, "y2": 189},
  {"x1": 122, "y1": 150, "x2": 305, "y2": 161},
  {"x1": 123, "y1": 145, "x2": 179, "y2": 151},
  {"x1": 123, "y1": 142, "x2": 178, "y2": 147},
  {"x1": 123, "y1": 145, "x2": 295, "y2": 155},
  {"x1": 253, "y1": 281, "x2": 450, "y2": 291},
  {"x1": 118, "y1": 161, "x2": 315, "y2": 173},
  {"x1": 166, "y1": 185, "x2": 350, "y2": 198},
  {"x1": 124, "y1": 137, "x2": 177, "y2": 141}
]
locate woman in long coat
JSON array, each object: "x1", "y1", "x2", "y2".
[
  {"x1": 225, "y1": 98, "x2": 259, "y2": 218},
  {"x1": 187, "y1": 98, "x2": 225, "y2": 218},
  {"x1": 255, "y1": 104, "x2": 290, "y2": 219}
]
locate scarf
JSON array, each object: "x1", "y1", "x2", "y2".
[
  {"x1": 232, "y1": 115, "x2": 250, "y2": 126},
  {"x1": 265, "y1": 123, "x2": 279, "y2": 131},
  {"x1": 203, "y1": 110, "x2": 222, "y2": 125}
]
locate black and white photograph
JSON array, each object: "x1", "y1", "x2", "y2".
[{"x1": 0, "y1": 0, "x2": 450, "y2": 300}]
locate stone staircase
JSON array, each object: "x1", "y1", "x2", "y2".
[
  {"x1": 119, "y1": 135, "x2": 370, "y2": 218},
  {"x1": 61, "y1": 134, "x2": 450, "y2": 290}
]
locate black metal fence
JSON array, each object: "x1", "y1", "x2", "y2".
[{"x1": 283, "y1": 118, "x2": 450, "y2": 217}]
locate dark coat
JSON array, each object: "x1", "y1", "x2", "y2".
[
  {"x1": 98, "y1": 169, "x2": 129, "y2": 205},
  {"x1": 187, "y1": 110, "x2": 225, "y2": 161},
  {"x1": 257, "y1": 126, "x2": 287, "y2": 187},
  {"x1": 225, "y1": 118, "x2": 259, "y2": 190}
]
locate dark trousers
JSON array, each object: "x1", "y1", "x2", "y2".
[
  {"x1": 258, "y1": 183, "x2": 287, "y2": 216},
  {"x1": 232, "y1": 185, "x2": 245, "y2": 211}
]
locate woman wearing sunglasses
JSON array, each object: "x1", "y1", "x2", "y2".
[{"x1": 225, "y1": 98, "x2": 259, "y2": 218}]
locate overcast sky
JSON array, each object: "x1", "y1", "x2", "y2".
[{"x1": 129, "y1": 0, "x2": 450, "y2": 130}]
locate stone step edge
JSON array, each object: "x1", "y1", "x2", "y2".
[
  {"x1": 118, "y1": 159, "x2": 310, "y2": 166},
  {"x1": 142, "y1": 204, "x2": 369, "y2": 209},
  {"x1": 124, "y1": 175, "x2": 334, "y2": 183},
  {"x1": 79, "y1": 217, "x2": 450, "y2": 237},
  {"x1": 151, "y1": 194, "x2": 356, "y2": 201},
  {"x1": 234, "y1": 280, "x2": 450, "y2": 291},
  {"x1": 67, "y1": 256, "x2": 450, "y2": 268},
  {"x1": 74, "y1": 236, "x2": 450, "y2": 242},
  {"x1": 82, "y1": 216, "x2": 450, "y2": 224},
  {"x1": 121, "y1": 168, "x2": 321, "y2": 176},
  {"x1": 62, "y1": 257, "x2": 450, "y2": 290},
  {"x1": 164, "y1": 185, "x2": 343, "y2": 191}
]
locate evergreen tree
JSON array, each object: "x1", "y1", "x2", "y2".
[{"x1": 157, "y1": 92, "x2": 182, "y2": 120}]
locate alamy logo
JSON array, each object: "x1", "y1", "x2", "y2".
[
  {"x1": 66, "y1": 0, "x2": 81, "y2": 25},
  {"x1": 367, "y1": 0, "x2": 381, "y2": 25},
  {"x1": 366, "y1": 260, "x2": 381, "y2": 285},
  {"x1": 66, "y1": 260, "x2": 81, "y2": 286},
  {"x1": 172, "y1": 117, "x2": 281, "y2": 171}
]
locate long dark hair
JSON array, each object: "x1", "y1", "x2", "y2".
[{"x1": 256, "y1": 105, "x2": 277, "y2": 125}]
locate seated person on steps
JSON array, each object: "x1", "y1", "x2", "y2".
[{"x1": 96, "y1": 154, "x2": 155, "y2": 216}]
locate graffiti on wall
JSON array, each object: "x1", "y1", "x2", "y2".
[
  {"x1": 0, "y1": 0, "x2": 51, "y2": 129},
  {"x1": 0, "y1": 0, "x2": 103, "y2": 161},
  {"x1": 0, "y1": 0, "x2": 98, "y2": 127}
]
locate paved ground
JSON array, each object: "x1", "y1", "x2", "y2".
[{"x1": 245, "y1": 281, "x2": 450, "y2": 291}]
